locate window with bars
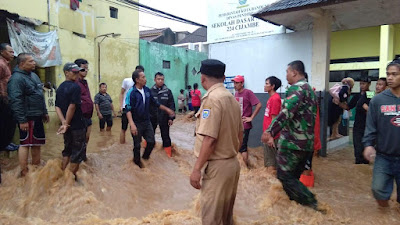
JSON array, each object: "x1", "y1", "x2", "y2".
[{"x1": 163, "y1": 60, "x2": 170, "y2": 69}]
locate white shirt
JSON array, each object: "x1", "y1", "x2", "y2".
[
  {"x1": 137, "y1": 88, "x2": 145, "y2": 104},
  {"x1": 121, "y1": 78, "x2": 134, "y2": 107}
]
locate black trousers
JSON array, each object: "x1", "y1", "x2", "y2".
[
  {"x1": 151, "y1": 117, "x2": 171, "y2": 147},
  {"x1": 353, "y1": 128, "x2": 368, "y2": 164},
  {"x1": 132, "y1": 121, "x2": 155, "y2": 163}
]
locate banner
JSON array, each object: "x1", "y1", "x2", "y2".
[
  {"x1": 7, "y1": 19, "x2": 62, "y2": 67},
  {"x1": 207, "y1": 0, "x2": 282, "y2": 43}
]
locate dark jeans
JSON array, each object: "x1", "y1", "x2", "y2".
[
  {"x1": 132, "y1": 120, "x2": 155, "y2": 163},
  {"x1": 353, "y1": 128, "x2": 368, "y2": 164},
  {"x1": 151, "y1": 117, "x2": 171, "y2": 147},
  {"x1": 372, "y1": 153, "x2": 400, "y2": 203},
  {"x1": 277, "y1": 148, "x2": 317, "y2": 206},
  {"x1": 239, "y1": 129, "x2": 250, "y2": 153}
]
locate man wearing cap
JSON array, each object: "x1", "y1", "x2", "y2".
[
  {"x1": 55, "y1": 63, "x2": 86, "y2": 177},
  {"x1": 190, "y1": 59, "x2": 243, "y2": 224},
  {"x1": 8, "y1": 53, "x2": 49, "y2": 177},
  {"x1": 233, "y1": 75, "x2": 261, "y2": 167}
]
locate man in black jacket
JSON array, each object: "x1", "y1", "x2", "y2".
[
  {"x1": 8, "y1": 53, "x2": 49, "y2": 177},
  {"x1": 363, "y1": 59, "x2": 400, "y2": 208},
  {"x1": 150, "y1": 72, "x2": 175, "y2": 157}
]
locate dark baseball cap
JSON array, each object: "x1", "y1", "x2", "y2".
[
  {"x1": 63, "y1": 62, "x2": 85, "y2": 72},
  {"x1": 198, "y1": 59, "x2": 226, "y2": 78}
]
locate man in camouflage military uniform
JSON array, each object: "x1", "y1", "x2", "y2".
[{"x1": 262, "y1": 60, "x2": 321, "y2": 211}]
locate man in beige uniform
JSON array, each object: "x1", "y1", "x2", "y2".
[{"x1": 190, "y1": 59, "x2": 243, "y2": 225}]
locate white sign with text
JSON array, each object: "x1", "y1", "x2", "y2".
[{"x1": 207, "y1": 0, "x2": 280, "y2": 43}]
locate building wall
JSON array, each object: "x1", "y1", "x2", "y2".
[
  {"x1": 330, "y1": 25, "x2": 400, "y2": 70},
  {"x1": 394, "y1": 24, "x2": 400, "y2": 54},
  {"x1": 209, "y1": 31, "x2": 313, "y2": 93},
  {"x1": 209, "y1": 31, "x2": 313, "y2": 147},
  {"x1": 0, "y1": 0, "x2": 48, "y2": 22},
  {"x1": 330, "y1": 26, "x2": 381, "y2": 59},
  {"x1": 330, "y1": 25, "x2": 400, "y2": 92},
  {"x1": 1, "y1": 0, "x2": 139, "y2": 127},
  {"x1": 139, "y1": 39, "x2": 208, "y2": 109}
]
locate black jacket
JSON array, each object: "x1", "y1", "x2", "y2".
[
  {"x1": 363, "y1": 89, "x2": 400, "y2": 156},
  {"x1": 150, "y1": 84, "x2": 175, "y2": 121},
  {"x1": 8, "y1": 67, "x2": 47, "y2": 123}
]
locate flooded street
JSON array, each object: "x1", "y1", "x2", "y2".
[{"x1": 0, "y1": 115, "x2": 399, "y2": 225}]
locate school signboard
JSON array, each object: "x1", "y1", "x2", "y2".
[{"x1": 207, "y1": 0, "x2": 280, "y2": 43}]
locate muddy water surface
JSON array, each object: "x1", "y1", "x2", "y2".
[{"x1": 0, "y1": 115, "x2": 399, "y2": 224}]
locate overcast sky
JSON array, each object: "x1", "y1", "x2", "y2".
[{"x1": 138, "y1": 0, "x2": 208, "y2": 32}]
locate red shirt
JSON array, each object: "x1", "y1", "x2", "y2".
[
  {"x1": 314, "y1": 105, "x2": 321, "y2": 151},
  {"x1": 191, "y1": 89, "x2": 201, "y2": 107},
  {"x1": 263, "y1": 93, "x2": 281, "y2": 139}
]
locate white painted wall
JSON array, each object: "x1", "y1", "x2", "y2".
[{"x1": 209, "y1": 31, "x2": 313, "y2": 93}]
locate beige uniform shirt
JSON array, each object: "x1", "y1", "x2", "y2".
[{"x1": 194, "y1": 83, "x2": 243, "y2": 160}]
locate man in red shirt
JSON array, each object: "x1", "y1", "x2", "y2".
[
  {"x1": 233, "y1": 75, "x2": 262, "y2": 167},
  {"x1": 262, "y1": 76, "x2": 282, "y2": 172}
]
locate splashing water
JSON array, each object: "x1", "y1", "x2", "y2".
[{"x1": 1, "y1": 115, "x2": 399, "y2": 224}]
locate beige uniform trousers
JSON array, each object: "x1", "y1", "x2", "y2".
[{"x1": 201, "y1": 157, "x2": 240, "y2": 225}]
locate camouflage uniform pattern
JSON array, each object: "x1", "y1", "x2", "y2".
[
  {"x1": 277, "y1": 148, "x2": 316, "y2": 206},
  {"x1": 267, "y1": 79, "x2": 317, "y2": 152},
  {"x1": 266, "y1": 79, "x2": 318, "y2": 207}
]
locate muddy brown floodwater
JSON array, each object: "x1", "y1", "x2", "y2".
[{"x1": 0, "y1": 114, "x2": 399, "y2": 224}]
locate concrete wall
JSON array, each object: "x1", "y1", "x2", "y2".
[
  {"x1": 209, "y1": 31, "x2": 313, "y2": 147},
  {"x1": 209, "y1": 31, "x2": 313, "y2": 93},
  {"x1": 139, "y1": 39, "x2": 208, "y2": 109}
]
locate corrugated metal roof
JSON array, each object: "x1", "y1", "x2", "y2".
[
  {"x1": 139, "y1": 28, "x2": 169, "y2": 37},
  {"x1": 257, "y1": 0, "x2": 333, "y2": 14},
  {"x1": 253, "y1": 0, "x2": 400, "y2": 32}
]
